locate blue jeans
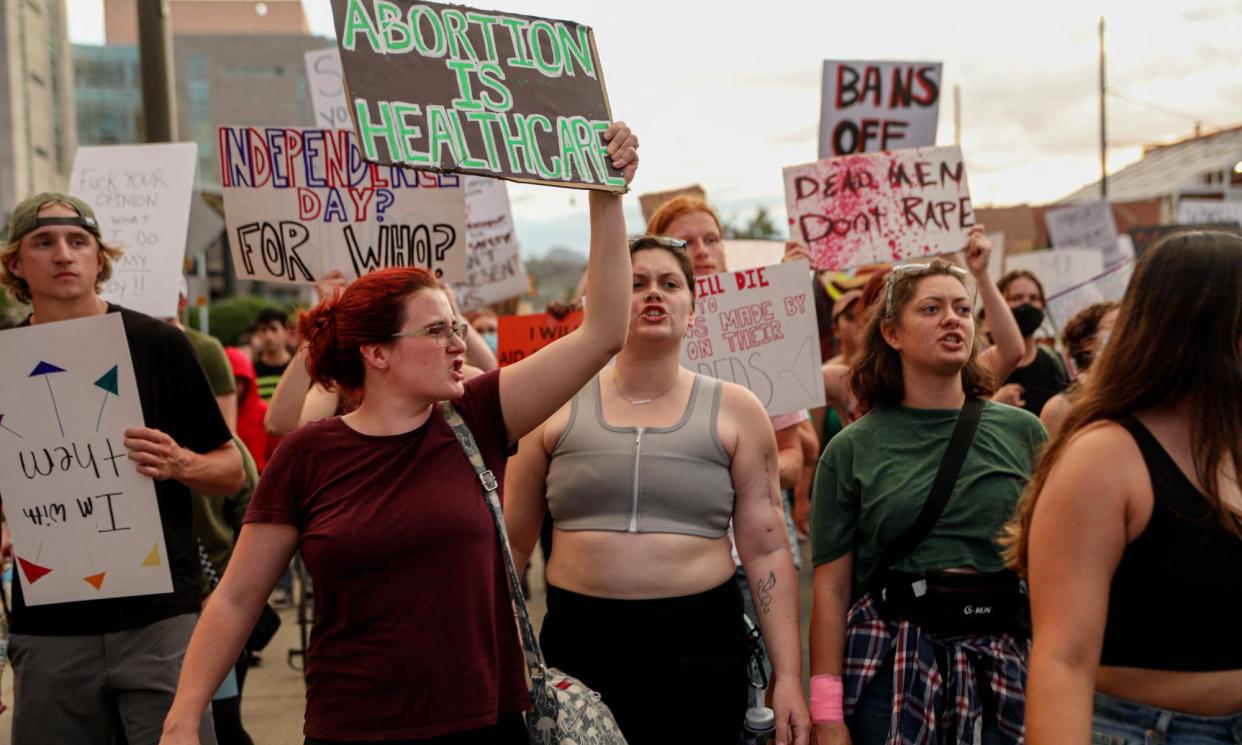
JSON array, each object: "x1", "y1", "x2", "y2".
[
  {"x1": 1092, "y1": 692, "x2": 1242, "y2": 744},
  {"x1": 848, "y1": 656, "x2": 1005, "y2": 745}
]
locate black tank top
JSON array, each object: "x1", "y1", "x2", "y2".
[{"x1": 1100, "y1": 417, "x2": 1242, "y2": 671}]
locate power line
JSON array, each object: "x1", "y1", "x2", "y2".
[{"x1": 1107, "y1": 89, "x2": 1206, "y2": 128}]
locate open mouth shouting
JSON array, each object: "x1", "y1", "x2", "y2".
[
  {"x1": 938, "y1": 330, "x2": 966, "y2": 351},
  {"x1": 450, "y1": 357, "x2": 465, "y2": 381},
  {"x1": 639, "y1": 304, "x2": 668, "y2": 323}
]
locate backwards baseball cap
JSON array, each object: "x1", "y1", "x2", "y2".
[
  {"x1": 832, "y1": 289, "x2": 863, "y2": 321},
  {"x1": 4, "y1": 192, "x2": 101, "y2": 243}
]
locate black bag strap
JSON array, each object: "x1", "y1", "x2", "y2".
[{"x1": 874, "y1": 397, "x2": 985, "y2": 574}]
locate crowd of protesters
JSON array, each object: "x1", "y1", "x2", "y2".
[{"x1": 0, "y1": 117, "x2": 1238, "y2": 745}]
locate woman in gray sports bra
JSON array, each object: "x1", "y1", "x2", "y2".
[{"x1": 505, "y1": 236, "x2": 810, "y2": 745}]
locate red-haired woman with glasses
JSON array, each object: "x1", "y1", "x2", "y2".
[
  {"x1": 809, "y1": 257, "x2": 1045, "y2": 745},
  {"x1": 160, "y1": 124, "x2": 640, "y2": 745}
]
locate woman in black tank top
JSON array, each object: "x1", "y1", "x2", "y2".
[{"x1": 1005, "y1": 231, "x2": 1242, "y2": 744}]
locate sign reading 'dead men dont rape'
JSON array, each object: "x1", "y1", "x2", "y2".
[
  {"x1": 818, "y1": 60, "x2": 942, "y2": 158},
  {"x1": 332, "y1": 0, "x2": 625, "y2": 191},
  {"x1": 683, "y1": 260, "x2": 824, "y2": 417},
  {"x1": 70, "y1": 143, "x2": 198, "y2": 319},
  {"x1": 496, "y1": 309, "x2": 584, "y2": 367},
  {"x1": 0, "y1": 313, "x2": 172, "y2": 606},
  {"x1": 219, "y1": 126, "x2": 466, "y2": 284},
  {"x1": 452, "y1": 177, "x2": 529, "y2": 311},
  {"x1": 784, "y1": 145, "x2": 973, "y2": 271}
]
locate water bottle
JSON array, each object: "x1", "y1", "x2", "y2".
[{"x1": 741, "y1": 705, "x2": 775, "y2": 745}]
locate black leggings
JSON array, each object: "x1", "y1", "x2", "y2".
[
  {"x1": 539, "y1": 579, "x2": 751, "y2": 743},
  {"x1": 304, "y1": 713, "x2": 526, "y2": 744}
]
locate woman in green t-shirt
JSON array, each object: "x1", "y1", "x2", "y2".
[{"x1": 808, "y1": 254, "x2": 1046, "y2": 745}]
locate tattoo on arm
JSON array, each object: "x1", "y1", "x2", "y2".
[{"x1": 757, "y1": 570, "x2": 777, "y2": 615}]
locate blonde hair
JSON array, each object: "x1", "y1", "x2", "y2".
[{"x1": 0, "y1": 201, "x2": 124, "y2": 304}]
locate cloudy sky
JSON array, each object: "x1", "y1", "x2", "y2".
[{"x1": 69, "y1": 0, "x2": 1242, "y2": 256}]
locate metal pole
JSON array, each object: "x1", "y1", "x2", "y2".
[
  {"x1": 137, "y1": 0, "x2": 177, "y2": 142},
  {"x1": 954, "y1": 85, "x2": 961, "y2": 145},
  {"x1": 1099, "y1": 17, "x2": 1107, "y2": 198},
  {"x1": 196, "y1": 249, "x2": 209, "y2": 335}
]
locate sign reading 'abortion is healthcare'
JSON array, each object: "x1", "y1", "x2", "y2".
[{"x1": 331, "y1": 0, "x2": 626, "y2": 191}]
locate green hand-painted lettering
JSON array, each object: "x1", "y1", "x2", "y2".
[
  {"x1": 426, "y1": 105, "x2": 460, "y2": 165},
  {"x1": 591, "y1": 120, "x2": 626, "y2": 188},
  {"x1": 557, "y1": 116, "x2": 589, "y2": 182},
  {"x1": 375, "y1": 0, "x2": 411, "y2": 53},
  {"x1": 524, "y1": 114, "x2": 560, "y2": 180},
  {"x1": 465, "y1": 12, "x2": 501, "y2": 62},
  {"x1": 529, "y1": 20, "x2": 563, "y2": 78},
  {"x1": 449, "y1": 109, "x2": 488, "y2": 169},
  {"x1": 500, "y1": 17, "x2": 534, "y2": 69},
  {"x1": 392, "y1": 102, "x2": 428, "y2": 164},
  {"x1": 355, "y1": 99, "x2": 399, "y2": 162},
  {"x1": 477, "y1": 62, "x2": 512, "y2": 112},
  {"x1": 441, "y1": 9, "x2": 478, "y2": 61},
  {"x1": 464, "y1": 111, "x2": 502, "y2": 171},
  {"x1": 496, "y1": 113, "x2": 535, "y2": 173},
  {"x1": 446, "y1": 59, "x2": 483, "y2": 112},
  {"x1": 341, "y1": 0, "x2": 381, "y2": 52},
  {"x1": 558, "y1": 24, "x2": 595, "y2": 78},
  {"x1": 409, "y1": 4, "x2": 446, "y2": 57}
]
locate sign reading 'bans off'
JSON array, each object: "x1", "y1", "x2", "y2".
[
  {"x1": 783, "y1": 145, "x2": 974, "y2": 271},
  {"x1": 818, "y1": 60, "x2": 942, "y2": 158},
  {"x1": 332, "y1": 0, "x2": 625, "y2": 191}
]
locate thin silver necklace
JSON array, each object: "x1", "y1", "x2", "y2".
[{"x1": 613, "y1": 372, "x2": 676, "y2": 406}]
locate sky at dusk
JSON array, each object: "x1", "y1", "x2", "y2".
[{"x1": 69, "y1": 0, "x2": 1242, "y2": 256}]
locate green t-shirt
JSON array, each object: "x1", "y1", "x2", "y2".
[
  {"x1": 811, "y1": 401, "x2": 1046, "y2": 593},
  {"x1": 192, "y1": 433, "x2": 260, "y2": 593},
  {"x1": 186, "y1": 327, "x2": 237, "y2": 397}
]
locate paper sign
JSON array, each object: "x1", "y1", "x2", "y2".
[
  {"x1": 683, "y1": 260, "x2": 824, "y2": 417},
  {"x1": 818, "y1": 60, "x2": 942, "y2": 158},
  {"x1": 0, "y1": 313, "x2": 172, "y2": 605},
  {"x1": 69, "y1": 144, "x2": 198, "y2": 318},
  {"x1": 1044, "y1": 258, "x2": 1135, "y2": 333},
  {"x1": 1005, "y1": 248, "x2": 1104, "y2": 299},
  {"x1": 638, "y1": 184, "x2": 707, "y2": 224},
  {"x1": 452, "y1": 177, "x2": 528, "y2": 311},
  {"x1": 305, "y1": 47, "x2": 351, "y2": 130},
  {"x1": 1176, "y1": 200, "x2": 1242, "y2": 225},
  {"x1": 497, "y1": 309, "x2": 584, "y2": 366},
  {"x1": 331, "y1": 0, "x2": 624, "y2": 192},
  {"x1": 218, "y1": 126, "x2": 467, "y2": 284},
  {"x1": 724, "y1": 240, "x2": 785, "y2": 272},
  {"x1": 986, "y1": 231, "x2": 1006, "y2": 281},
  {"x1": 784, "y1": 145, "x2": 974, "y2": 271},
  {"x1": 1044, "y1": 200, "x2": 1122, "y2": 266}
]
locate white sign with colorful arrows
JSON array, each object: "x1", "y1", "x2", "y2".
[{"x1": 0, "y1": 313, "x2": 172, "y2": 605}]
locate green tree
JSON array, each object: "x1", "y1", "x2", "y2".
[{"x1": 723, "y1": 207, "x2": 781, "y2": 240}]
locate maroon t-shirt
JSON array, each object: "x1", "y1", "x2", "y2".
[{"x1": 244, "y1": 370, "x2": 529, "y2": 739}]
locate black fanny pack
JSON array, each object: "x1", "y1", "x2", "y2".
[
  {"x1": 866, "y1": 398, "x2": 1029, "y2": 638},
  {"x1": 874, "y1": 569, "x2": 1028, "y2": 637}
]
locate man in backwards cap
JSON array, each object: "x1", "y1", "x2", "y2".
[{"x1": 0, "y1": 193, "x2": 242, "y2": 744}]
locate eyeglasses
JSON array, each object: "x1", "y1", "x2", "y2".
[
  {"x1": 628, "y1": 235, "x2": 687, "y2": 252},
  {"x1": 392, "y1": 321, "x2": 469, "y2": 346},
  {"x1": 884, "y1": 262, "x2": 969, "y2": 316}
]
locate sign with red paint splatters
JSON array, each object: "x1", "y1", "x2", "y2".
[
  {"x1": 683, "y1": 260, "x2": 824, "y2": 417},
  {"x1": 818, "y1": 60, "x2": 942, "y2": 158},
  {"x1": 783, "y1": 145, "x2": 974, "y2": 271}
]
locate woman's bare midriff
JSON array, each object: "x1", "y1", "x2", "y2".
[
  {"x1": 1097, "y1": 666, "x2": 1242, "y2": 716},
  {"x1": 546, "y1": 529, "x2": 738, "y2": 599}
]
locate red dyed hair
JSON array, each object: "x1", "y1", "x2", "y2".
[
  {"x1": 857, "y1": 265, "x2": 893, "y2": 317},
  {"x1": 646, "y1": 196, "x2": 723, "y2": 236},
  {"x1": 299, "y1": 267, "x2": 439, "y2": 391}
]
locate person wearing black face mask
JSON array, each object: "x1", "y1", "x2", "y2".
[{"x1": 992, "y1": 270, "x2": 1069, "y2": 416}]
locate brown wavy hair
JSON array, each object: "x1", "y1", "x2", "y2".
[
  {"x1": 1061, "y1": 301, "x2": 1119, "y2": 372},
  {"x1": 850, "y1": 259, "x2": 994, "y2": 411},
  {"x1": 1004, "y1": 231, "x2": 1242, "y2": 573}
]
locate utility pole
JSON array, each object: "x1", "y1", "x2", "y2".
[
  {"x1": 954, "y1": 85, "x2": 961, "y2": 145},
  {"x1": 137, "y1": 0, "x2": 177, "y2": 142},
  {"x1": 1099, "y1": 17, "x2": 1107, "y2": 198}
]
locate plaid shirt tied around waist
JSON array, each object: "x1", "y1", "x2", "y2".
[{"x1": 843, "y1": 593, "x2": 1030, "y2": 745}]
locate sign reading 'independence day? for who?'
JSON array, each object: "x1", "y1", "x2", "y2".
[{"x1": 331, "y1": 0, "x2": 626, "y2": 191}]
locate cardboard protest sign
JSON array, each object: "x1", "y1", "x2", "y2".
[
  {"x1": 1005, "y1": 248, "x2": 1104, "y2": 299},
  {"x1": 218, "y1": 126, "x2": 466, "y2": 284},
  {"x1": 1044, "y1": 258, "x2": 1135, "y2": 334},
  {"x1": 638, "y1": 184, "x2": 707, "y2": 224},
  {"x1": 497, "y1": 309, "x2": 584, "y2": 366},
  {"x1": 818, "y1": 60, "x2": 942, "y2": 158},
  {"x1": 724, "y1": 240, "x2": 785, "y2": 272},
  {"x1": 0, "y1": 314, "x2": 172, "y2": 605},
  {"x1": 1176, "y1": 200, "x2": 1242, "y2": 226},
  {"x1": 331, "y1": 0, "x2": 624, "y2": 191},
  {"x1": 1129, "y1": 223, "x2": 1242, "y2": 258},
  {"x1": 452, "y1": 177, "x2": 528, "y2": 311},
  {"x1": 986, "y1": 231, "x2": 1006, "y2": 281},
  {"x1": 70, "y1": 143, "x2": 198, "y2": 318},
  {"x1": 784, "y1": 145, "x2": 973, "y2": 271},
  {"x1": 305, "y1": 47, "x2": 352, "y2": 130},
  {"x1": 1044, "y1": 200, "x2": 1123, "y2": 266},
  {"x1": 683, "y1": 260, "x2": 824, "y2": 417}
]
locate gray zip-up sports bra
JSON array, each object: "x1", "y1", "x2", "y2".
[{"x1": 545, "y1": 374, "x2": 734, "y2": 538}]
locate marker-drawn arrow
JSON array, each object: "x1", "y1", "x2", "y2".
[
  {"x1": 17, "y1": 556, "x2": 53, "y2": 584},
  {"x1": 93, "y1": 365, "x2": 119, "y2": 432},
  {"x1": 29, "y1": 361, "x2": 67, "y2": 437},
  {"x1": 0, "y1": 414, "x2": 21, "y2": 439}
]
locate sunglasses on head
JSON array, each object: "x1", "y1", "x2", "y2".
[
  {"x1": 884, "y1": 262, "x2": 969, "y2": 316},
  {"x1": 628, "y1": 235, "x2": 687, "y2": 252}
]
